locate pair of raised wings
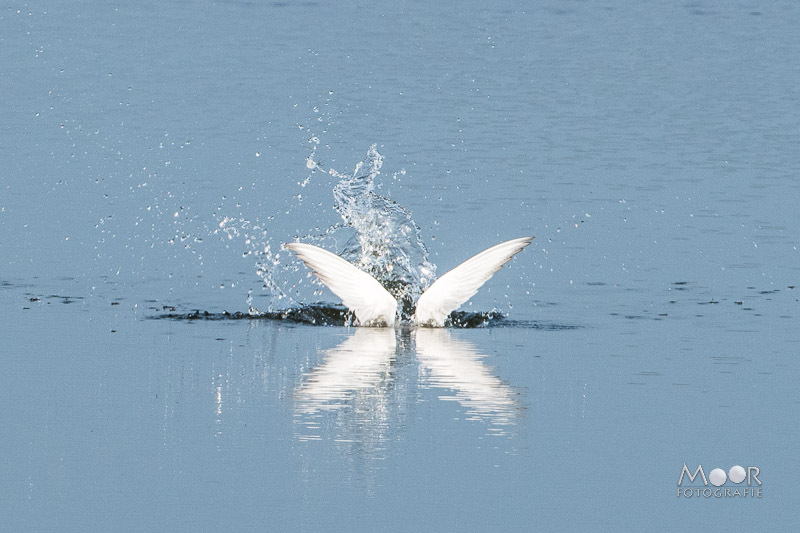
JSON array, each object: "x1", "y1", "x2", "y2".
[{"x1": 285, "y1": 236, "x2": 533, "y2": 327}]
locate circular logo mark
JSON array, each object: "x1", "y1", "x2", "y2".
[
  {"x1": 729, "y1": 465, "x2": 746, "y2": 484},
  {"x1": 709, "y1": 468, "x2": 727, "y2": 486}
]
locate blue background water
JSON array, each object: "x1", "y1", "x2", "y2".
[{"x1": 2, "y1": 1, "x2": 798, "y2": 530}]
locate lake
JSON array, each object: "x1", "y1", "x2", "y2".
[{"x1": 2, "y1": 1, "x2": 798, "y2": 530}]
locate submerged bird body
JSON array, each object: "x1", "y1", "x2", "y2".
[{"x1": 285, "y1": 236, "x2": 533, "y2": 327}]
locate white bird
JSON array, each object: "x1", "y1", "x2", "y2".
[{"x1": 285, "y1": 236, "x2": 533, "y2": 327}]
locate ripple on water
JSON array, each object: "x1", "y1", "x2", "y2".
[{"x1": 152, "y1": 304, "x2": 581, "y2": 330}]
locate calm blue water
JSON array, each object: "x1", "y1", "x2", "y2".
[{"x1": 2, "y1": 1, "x2": 799, "y2": 530}]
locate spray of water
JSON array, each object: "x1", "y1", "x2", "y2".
[
  {"x1": 217, "y1": 144, "x2": 436, "y2": 320},
  {"x1": 327, "y1": 145, "x2": 436, "y2": 318}
]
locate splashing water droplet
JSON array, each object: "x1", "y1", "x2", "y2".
[
  {"x1": 221, "y1": 144, "x2": 437, "y2": 317},
  {"x1": 325, "y1": 144, "x2": 436, "y2": 317}
]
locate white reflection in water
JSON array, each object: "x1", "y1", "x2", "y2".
[
  {"x1": 293, "y1": 327, "x2": 519, "y2": 448},
  {"x1": 414, "y1": 329, "x2": 519, "y2": 430},
  {"x1": 294, "y1": 328, "x2": 399, "y2": 445}
]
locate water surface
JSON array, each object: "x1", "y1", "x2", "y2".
[{"x1": 2, "y1": 1, "x2": 799, "y2": 530}]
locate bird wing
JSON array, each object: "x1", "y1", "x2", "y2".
[
  {"x1": 285, "y1": 242, "x2": 398, "y2": 326},
  {"x1": 414, "y1": 236, "x2": 534, "y2": 326}
]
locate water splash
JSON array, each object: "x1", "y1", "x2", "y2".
[
  {"x1": 216, "y1": 215, "x2": 288, "y2": 307},
  {"x1": 219, "y1": 144, "x2": 437, "y2": 318},
  {"x1": 325, "y1": 145, "x2": 436, "y2": 318}
]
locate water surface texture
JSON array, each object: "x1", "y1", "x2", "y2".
[{"x1": 2, "y1": 1, "x2": 799, "y2": 531}]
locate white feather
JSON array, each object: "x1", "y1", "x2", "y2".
[
  {"x1": 413, "y1": 236, "x2": 534, "y2": 326},
  {"x1": 284, "y1": 242, "x2": 398, "y2": 326}
]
